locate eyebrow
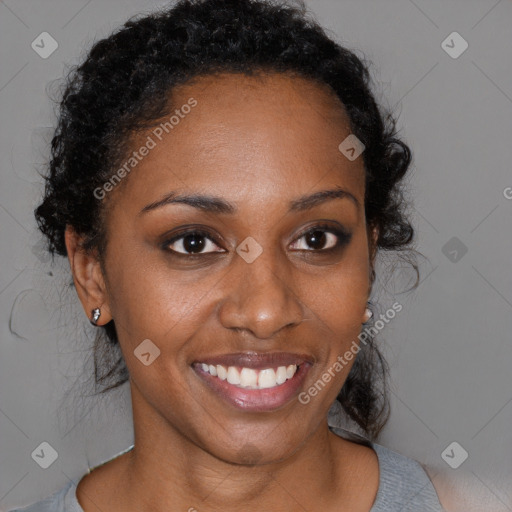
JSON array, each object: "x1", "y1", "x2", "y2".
[{"x1": 139, "y1": 186, "x2": 359, "y2": 216}]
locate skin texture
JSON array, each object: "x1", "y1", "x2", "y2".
[{"x1": 66, "y1": 72, "x2": 380, "y2": 512}]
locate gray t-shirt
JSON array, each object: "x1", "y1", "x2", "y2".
[{"x1": 9, "y1": 433, "x2": 444, "y2": 511}]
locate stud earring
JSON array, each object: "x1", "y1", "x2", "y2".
[
  {"x1": 363, "y1": 306, "x2": 373, "y2": 323},
  {"x1": 90, "y1": 308, "x2": 101, "y2": 326}
]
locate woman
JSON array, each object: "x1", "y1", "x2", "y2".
[{"x1": 10, "y1": 0, "x2": 444, "y2": 510}]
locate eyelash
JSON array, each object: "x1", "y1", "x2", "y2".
[{"x1": 162, "y1": 223, "x2": 352, "y2": 258}]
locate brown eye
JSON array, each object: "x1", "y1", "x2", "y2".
[
  {"x1": 164, "y1": 230, "x2": 224, "y2": 256},
  {"x1": 295, "y1": 230, "x2": 336, "y2": 250},
  {"x1": 289, "y1": 224, "x2": 351, "y2": 252}
]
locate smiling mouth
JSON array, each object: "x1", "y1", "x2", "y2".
[
  {"x1": 197, "y1": 363, "x2": 298, "y2": 390},
  {"x1": 191, "y1": 352, "x2": 313, "y2": 412}
]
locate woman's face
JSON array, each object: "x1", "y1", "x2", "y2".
[{"x1": 83, "y1": 72, "x2": 376, "y2": 463}]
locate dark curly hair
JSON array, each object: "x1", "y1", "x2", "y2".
[{"x1": 35, "y1": 0, "x2": 419, "y2": 441}]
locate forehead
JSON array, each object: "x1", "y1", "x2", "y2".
[
  {"x1": 115, "y1": 71, "x2": 364, "y2": 208},
  {"x1": 170, "y1": 71, "x2": 352, "y2": 152}
]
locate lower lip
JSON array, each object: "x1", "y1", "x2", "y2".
[{"x1": 193, "y1": 363, "x2": 312, "y2": 412}]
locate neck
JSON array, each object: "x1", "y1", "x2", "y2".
[{"x1": 121, "y1": 383, "x2": 364, "y2": 512}]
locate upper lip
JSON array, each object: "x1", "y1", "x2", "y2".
[{"x1": 192, "y1": 351, "x2": 314, "y2": 370}]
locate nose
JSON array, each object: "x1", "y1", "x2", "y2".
[{"x1": 218, "y1": 245, "x2": 304, "y2": 340}]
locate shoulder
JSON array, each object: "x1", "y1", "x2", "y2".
[
  {"x1": 329, "y1": 426, "x2": 444, "y2": 511},
  {"x1": 370, "y1": 442, "x2": 444, "y2": 512},
  {"x1": 7, "y1": 479, "x2": 82, "y2": 512}
]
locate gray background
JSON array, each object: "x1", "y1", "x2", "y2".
[{"x1": 1, "y1": 1, "x2": 511, "y2": 510}]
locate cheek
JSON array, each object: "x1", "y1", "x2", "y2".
[
  {"x1": 104, "y1": 242, "x2": 220, "y2": 359},
  {"x1": 307, "y1": 232, "x2": 370, "y2": 333},
  {"x1": 300, "y1": 263, "x2": 369, "y2": 404}
]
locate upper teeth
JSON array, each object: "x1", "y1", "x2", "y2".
[{"x1": 199, "y1": 363, "x2": 298, "y2": 389}]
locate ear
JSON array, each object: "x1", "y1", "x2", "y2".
[
  {"x1": 368, "y1": 223, "x2": 379, "y2": 265},
  {"x1": 367, "y1": 223, "x2": 379, "y2": 291},
  {"x1": 64, "y1": 226, "x2": 112, "y2": 325}
]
